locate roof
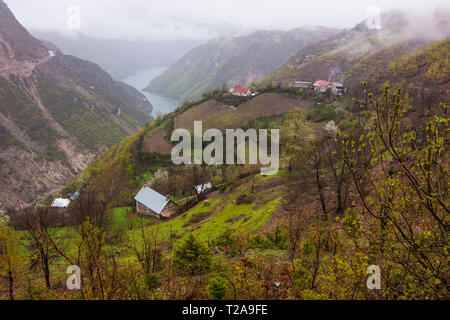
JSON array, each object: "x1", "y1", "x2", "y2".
[
  {"x1": 69, "y1": 191, "x2": 80, "y2": 201},
  {"x1": 135, "y1": 187, "x2": 170, "y2": 215},
  {"x1": 313, "y1": 80, "x2": 331, "y2": 87},
  {"x1": 233, "y1": 87, "x2": 250, "y2": 94},
  {"x1": 51, "y1": 198, "x2": 70, "y2": 208},
  {"x1": 196, "y1": 182, "x2": 212, "y2": 194}
]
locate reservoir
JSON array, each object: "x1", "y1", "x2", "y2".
[{"x1": 121, "y1": 66, "x2": 179, "y2": 116}]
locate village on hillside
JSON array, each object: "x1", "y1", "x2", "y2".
[
  {"x1": 50, "y1": 182, "x2": 214, "y2": 221},
  {"x1": 291, "y1": 79, "x2": 345, "y2": 95},
  {"x1": 230, "y1": 79, "x2": 345, "y2": 99}
]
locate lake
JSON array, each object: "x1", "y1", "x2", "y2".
[{"x1": 121, "y1": 66, "x2": 179, "y2": 116}]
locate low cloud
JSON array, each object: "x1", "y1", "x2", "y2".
[{"x1": 5, "y1": 0, "x2": 450, "y2": 41}]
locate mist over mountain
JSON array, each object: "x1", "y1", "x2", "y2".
[
  {"x1": 265, "y1": 9, "x2": 450, "y2": 94},
  {"x1": 31, "y1": 30, "x2": 204, "y2": 79}
]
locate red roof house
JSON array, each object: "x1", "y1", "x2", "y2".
[
  {"x1": 313, "y1": 80, "x2": 331, "y2": 92},
  {"x1": 232, "y1": 87, "x2": 251, "y2": 96}
]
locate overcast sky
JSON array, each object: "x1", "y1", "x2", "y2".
[{"x1": 5, "y1": 0, "x2": 449, "y2": 41}]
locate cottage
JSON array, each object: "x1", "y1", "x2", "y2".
[
  {"x1": 292, "y1": 81, "x2": 312, "y2": 89},
  {"x1": 232, "y1": 87, "x2": 251, "y2": 97},
  {"x1": 51, "y1": 198, "x2": 70, "y2": 208},
  {"x1": 332, "y1": 82, "x2": 344, "y2": 95},
  {"x1": 313, "y1": 80, "x2": 331, "y2": 93},
  {"x1": 195, "y1": 182, "x2": 212, "y2": 195},
  {"x1": 304, "y1": 55, "x2": 317, "y2": 63},
  {"x1": 134, "y1": 186, "x2": 177, "y2": 219}
]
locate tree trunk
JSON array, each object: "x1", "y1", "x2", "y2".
[
  {"x1": 311, "y1": 245, "x2": 320, "y2": 290},
  {"x1": 315, "y1": 165, "x2": 327, "y2": 218},
  {"x1": 43, "y1": 258, "x2": 51, "y2": 288},
  {"x1": 8, "y1": 271, "x2": 14, "y2": 300}
]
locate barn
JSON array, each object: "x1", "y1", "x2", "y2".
[{"x1": 134, "y1": 186, "x2": 177, "y2": 219}]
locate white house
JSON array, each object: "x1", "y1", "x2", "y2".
[
  {"x1": 292, "y1": 81, "x2": 312, "y2": 89},
  {"x1": 195, "y1": 182, "x2": 212, "y2": 194},
  {"x1": 51, "y1": 198, "x2": 70, "y2": 208}
]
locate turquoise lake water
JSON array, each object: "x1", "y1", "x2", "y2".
[{"x1": 121, "y1": 66, "x2": 179, "y2": 116}]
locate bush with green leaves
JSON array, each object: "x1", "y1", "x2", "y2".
[
  {"x1": 307, "y1": 104, "x2": 335, "y2": 123},
  {"x1": 265, "y1": 226, "x2": 289, "y2": 249},
  {"x1": 212, "y1": 229, "x2": 238, "y2": 256},
  {"x1": 207, "y1": 276, "x2": 228, "y2": 300},
  {"x1": 173, "y1": 234, "x2": 211, "y2": 275},
  {"x1": 246, "y1": 234, "x2": 272, "y2": 250}
]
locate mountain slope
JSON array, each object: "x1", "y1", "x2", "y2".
[
  {"x1": 265, "y1": 10, "x2": 450, "y2": 93},
  {"x1": 0, "y1": 0, "x2": 153, "y2": 207},
  {"x1": 145, "y1": 26, "x2": 338, "y2": 101},
  {"x1": 64, "y1": 32, "x2": 450, "y2": 209}
]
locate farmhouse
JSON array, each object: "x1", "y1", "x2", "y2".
[
  {"x1": 195, "y1": 182, "x2": 212, "y2": 194},
  {"x1": 291, "y1": 81, "x2": 312, "y2": 89},
  {"x1": 313, "y1": 80, "x2": 331, "y2": 92},
  {"x1": 51, "y1": 198, "x2": 70, "y2": 208},
  {"x1": 332, "y1": 82, "x2": 344, "y2": 95},
  {"x1": 232, "y1": 87, "x2": 251, "y2": 96},
  {"x1": 304, "y1": 55, "x2": 317, "y2": 63},
  {"x1": 134, "y1": 186, "x2": 177, "y2": 219}
]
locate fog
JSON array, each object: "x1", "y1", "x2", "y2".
[{"x1": 5, "y1": 0, "x2": 449, "y2": 41}]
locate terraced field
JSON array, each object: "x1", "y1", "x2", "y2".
[{"x1": 142, "y1": 93, "x2": 311, "y2": 153}]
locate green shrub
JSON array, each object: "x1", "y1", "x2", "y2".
[
  {"x1": 247, "y1": 234, "x2": 272, "y2": 250},
  {"x1": 307, "y1": 104, "x2": 335, "y2": 123},
  {"x1": 207, "y1": 276, "x2": 228, "y2": 300},
  {"x1": 173, "y1": 234, "x2": 211, "y2": 275},
  {"x1": 265, "y1": 226, "x2": 289, "y2": 250},
  {"x1": 302, "y1": 239, "x2": 314, "y2": 255},
  {"x1": 213, "y1": 229, "x2": 238, "y2": 256}
]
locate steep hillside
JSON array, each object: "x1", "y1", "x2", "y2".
[
  {"x1": 0, "y1": 0, "x2": 153, "y2": 207},
  {"x1": 61, "y1": 90, "x2": 312, "y2": 205},
  {"x1": 63, "y1": 33, "x2": 450, "y2": 214},
  {"x1": 14, "y1": 33, "x2": 449, "y2": 300},
  {"x1": 145, "y1": 26, "x2": 338, "y2": 101},
  {"x1": 265, "y1": 10, "x2": 450, "y2": 93}
]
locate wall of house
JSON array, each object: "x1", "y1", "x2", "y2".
[
  {"x1": 160, "y1": 202, "x2": 179, "y2": 219},
  {"x1": 136, "y1": 201, "x2": 160, "y2": 218}
]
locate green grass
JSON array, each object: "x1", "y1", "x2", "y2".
[
  {"x1": 257, "y1": 169, "x2": 295, "y2": 181},
  {"x1": 127, "y1": 194, "x2": 281, "y2": 248},
  {"x1": 111, "y1": 207, "x2": 150, "y2": 231},
  {"x1": 140, "y1": 171, "x2": 154, "y2": 183}
]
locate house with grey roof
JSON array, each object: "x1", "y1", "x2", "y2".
[
  {"x1": 195, "y1": 182, "x2": 212, "y2": 195},
  {"x1": 51, "y1": 198, "x2": 70, "y2": 208},
  {"x1": 134, "y1": 186, "x2": 177, "y2": 219},
  {"x1": 332, "y1": 82, "x2": 344, "y2": 95}
]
